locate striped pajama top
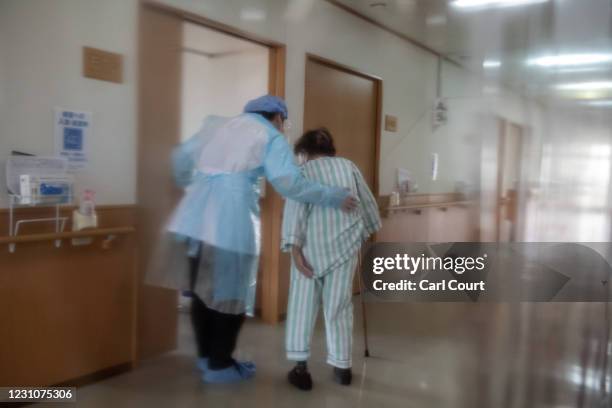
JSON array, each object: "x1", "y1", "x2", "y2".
[{"x1": 281, "y1": 157, "x2": 382, "y2": 277}]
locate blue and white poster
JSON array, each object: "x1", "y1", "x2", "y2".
[{"x1": 54, "y1": 108, "x2": 92, "y2": 171}]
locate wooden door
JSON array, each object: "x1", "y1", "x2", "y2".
[
  {"x1": 303, "y1": 55, "x2": 381, "y2": 294},
  {"x1": 303, "y1": 56, "x2": 380, "y2": 191},
  {"x1": 137, "y1": 4, "x2": 183, "y2": 359}
]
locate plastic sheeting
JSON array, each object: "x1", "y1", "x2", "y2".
[{"x1": 148, "y1": 113, "x2": 351, "y2": 315}]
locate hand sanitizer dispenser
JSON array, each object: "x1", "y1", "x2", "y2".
[{"x1": 73, "y1": 190, "x2": 98, "y2": 231}]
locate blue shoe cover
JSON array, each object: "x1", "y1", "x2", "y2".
[
  {"x1": 202, "y1": 363, "x2": 255, "y2": 384},
  {"x1": 236, "y1": 360, "x2": 256, "y2": 374},
  {"x1": 196, "y1": 357, "x2": 209, "y2": 373}
]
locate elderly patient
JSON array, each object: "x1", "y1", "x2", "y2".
[{"x1": 281, "y1": 128, "x2": 381, "y2": 391}]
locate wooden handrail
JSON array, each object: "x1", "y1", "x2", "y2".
[
  {"x1": 0, "y1": 227, "x2": 135, "y2": 244},
  {"x1": 381, "y1": 201, "x2": 473, "y2": 216}
]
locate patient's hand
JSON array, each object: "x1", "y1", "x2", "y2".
[
  {"x1": 291, "y1": 246, "x2": 314, "y2": 279},
  {"x1": 341, "y1": 195, "x2": 358, "y2": 212}
]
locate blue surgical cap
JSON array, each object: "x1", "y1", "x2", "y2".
[{"x1": 243, "y1": 95, "x2": 288, "y2": 120}]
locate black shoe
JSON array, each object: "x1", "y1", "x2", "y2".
[
  {"x1": 288, "y1": 362, "x2": 313, "y2": 391},
  {"x1": 333, "y1": 367, "x2": 352, "y2": 386}
]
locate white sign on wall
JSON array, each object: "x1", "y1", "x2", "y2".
[
  {"x1": 431, "y1": 152, "x2": 439, "y2": 181},
  {"x1": 432, "y1": 98, "x2": 448, "y2": 129},
  {"x1": 55, "y1": 108, "x2": 92, "y2": 171}
]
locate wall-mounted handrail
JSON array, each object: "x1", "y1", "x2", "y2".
[
  {"x1": 0, "y1": 227, "x2": 134, "y2": 245},
  {"x1": 381, "y1": 200, "x2": 473, "y2": 217}
]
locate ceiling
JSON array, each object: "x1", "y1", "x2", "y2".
[{"x1": 332, "y1": 0, "x2": 612, "y2": 106}]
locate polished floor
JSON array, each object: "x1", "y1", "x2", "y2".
[{"x1": 48, "y1": 300, "x2": 611, "y2": 408}]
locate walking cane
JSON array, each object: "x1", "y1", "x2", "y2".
[{"x1": 356, "y1": 249, "x2": 371, "y2": 357}]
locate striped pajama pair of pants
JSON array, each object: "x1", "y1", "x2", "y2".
[{"x1": 285, "y1": 256, "x2": 357, "y2": 369}]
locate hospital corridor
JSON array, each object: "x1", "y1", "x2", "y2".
[{"x1": 1, "y1": 0, "x2": 612, "y2": 407}]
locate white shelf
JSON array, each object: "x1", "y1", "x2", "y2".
[{"x1": 6, "y1": 194, "x2": 74, "y2": 253}]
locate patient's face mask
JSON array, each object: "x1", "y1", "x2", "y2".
[{"x1": 296, "y1": 152, "x2": 307, "y2": 165}]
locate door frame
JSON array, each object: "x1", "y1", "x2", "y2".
[
  {"x1": 304, "y1": 53, "x2": 383, "y2": 196},
  {"x1": 138, "y1": 1, "x2": 287, "y2": 338}
]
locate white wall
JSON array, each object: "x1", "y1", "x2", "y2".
[
  {"x1": 182, "y1": 48, "x2": 269, "y2": 140},
  {"x1": 0, "y1": 0, "x2": 137, "y2": 207},
  {"x1": 182, "y1": 53, "x2": 214, "y2": 140}
]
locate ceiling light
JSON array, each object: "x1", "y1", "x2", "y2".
[
  {"x1": 240, "y1": 7, "x2": 266, "y2": 21},
  {"x1": 555, "y1": 67, "x2": 609, "y2": 74},
  {"x1": 396, "y1": 0, "x2": 417, "y2": 12},
  {"x1": 483, "y1": 85, "x2": 500, "y2": 94},
  {"x1": 451, "y1": 0, "x2": 549, "y2": 9},
  {"x1": 555, "y1": 81, "x2": 612, "y2": 91},
  {"x1": 483, "y1": 60, "x2": 501, "y2": 68},
  {"x1": 583, "y1": 100, "x2": 612, "y2": 107},
  {"x1": 426, "y1": 15, "x2": 447, "y2": 26},
  {"x1": 528, "y1": 53, "x2": 612, "y2": 67}
]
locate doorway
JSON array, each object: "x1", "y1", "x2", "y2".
[
  {"x1": 138, "y1": 2, "x2": 286, "y2": 359},
  {"x1": 181, "y1": 23, "x2": 269, "y2": 141}
]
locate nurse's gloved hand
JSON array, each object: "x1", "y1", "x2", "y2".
[{"x1": 324, "y1": 187, "x2": 358, "y2": 211}]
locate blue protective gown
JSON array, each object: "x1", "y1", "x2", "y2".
[{"x1": 146, "y1": 113, "x2": 349, "y2": 316}]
